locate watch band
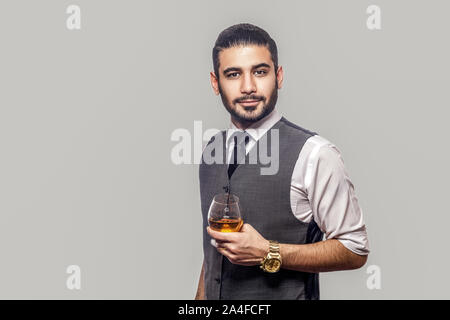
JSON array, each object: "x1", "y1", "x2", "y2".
[
  {"x1": 260, "y1": 240, "x2": 282, "y2": 272},
  {"x1": 269, "y1": 240, "x2": 279, "y2": 252}
]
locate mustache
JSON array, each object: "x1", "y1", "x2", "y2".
[{"x1": 234, "y1": 95, "x2": 265, "y2": 103}]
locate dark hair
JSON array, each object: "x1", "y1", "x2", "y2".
[{"x1": 212, "y1": 23, "x2": 278, "y2": 79}]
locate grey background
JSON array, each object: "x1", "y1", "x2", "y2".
[{"x1": 0, "y1": 0, "x2": 448, "y2": 299}]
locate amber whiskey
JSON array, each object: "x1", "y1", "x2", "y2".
[{"x1": 209, "y1": 217, "x2": 243, "y2": 232}]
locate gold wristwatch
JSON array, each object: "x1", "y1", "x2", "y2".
[{"x1": 260, "y1": 240, "x2": 282, "y2": 273}]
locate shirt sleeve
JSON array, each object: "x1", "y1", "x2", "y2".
[{"x1": 305, "y1": 139, "x2": 370, "y2": 256}]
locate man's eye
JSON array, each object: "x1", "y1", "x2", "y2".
[
  {"x1": 255, "y1": 70, "x2": 267, "y2": 76},
  {"x1": 227, "y1": 72, "x2": 239, "y2": 78}
]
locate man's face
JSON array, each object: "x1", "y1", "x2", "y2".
[{"x1": 212, "y1": 45, "x2": 282, "y2": 124}]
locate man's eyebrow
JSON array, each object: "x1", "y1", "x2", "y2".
[{"x1": 222, "y1": 63, "x2": 271, "y2": 75}]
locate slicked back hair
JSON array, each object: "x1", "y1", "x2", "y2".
[{"x1": 212, "y1": 23, "x2": 278, "y2": 79}]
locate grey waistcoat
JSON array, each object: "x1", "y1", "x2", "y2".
[{"x1": 199, "y1": 117, "x2": 323, "y2": 300}]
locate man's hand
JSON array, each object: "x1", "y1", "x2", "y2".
[{"x1": 207, "y1": 223, "x2": 269, "y2": 266}]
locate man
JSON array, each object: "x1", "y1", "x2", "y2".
[{"x1": 196, "y1": 23, "x2": 369, "y2": 300}]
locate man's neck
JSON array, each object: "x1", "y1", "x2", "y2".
[{"x1": 230, "y1": 116, "x2": 253, "y2": 130}]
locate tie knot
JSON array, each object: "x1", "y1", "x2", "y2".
[{"x1": 230, "y1": 131, "x2": 250, "y2": 146}]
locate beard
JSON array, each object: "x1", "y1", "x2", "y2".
[{"x1": 218, "y1": 80, "x2": 278, "y2": 123}]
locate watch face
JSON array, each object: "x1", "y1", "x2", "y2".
[{"x1": 265, "y1": 259, "x2": 281, "y2": 273}]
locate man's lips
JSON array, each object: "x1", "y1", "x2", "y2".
[{"x1": 238, "y1": 99, "x2": 261, "y2": 107}]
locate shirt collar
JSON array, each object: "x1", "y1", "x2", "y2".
[{"x1": 226, "y1": 108, "x2": 282, "y2": 147}]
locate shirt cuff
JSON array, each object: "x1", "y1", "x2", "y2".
[{"x1": 337, "y1": 233, "x2": 370, "y2": 256}]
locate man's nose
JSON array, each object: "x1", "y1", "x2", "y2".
[{"x1": 240, "y1": 73, "x2": 256, "y2": 94}]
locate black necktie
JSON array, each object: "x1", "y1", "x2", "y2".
[{"x1": 227, "y1": 131, "x2": 250, "y2": 179}]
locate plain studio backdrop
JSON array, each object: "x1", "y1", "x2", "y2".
[{"x1": 0, "y1": 0, "x2": 449, "y2": 299}]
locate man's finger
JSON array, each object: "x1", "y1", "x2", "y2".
[
  {"x1": 207, "y1": 226, "x2": 237, "y2": 242},
  {"x1": 211, "y1": 239, "x2": 227, "y2": 248},
  {"x1": 216, "y1": 240, "x2": 233, "y2": 251},
  {"x1": 217, "y1": 247, "x2": 236, "y2": 262}
]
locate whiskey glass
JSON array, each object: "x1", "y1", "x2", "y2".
[{"x1": 207, "y1": 193, "x2": 243, "y2": 232}]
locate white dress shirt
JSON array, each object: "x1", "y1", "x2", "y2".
[{"x1": 225, "y1": 109, "x2": 370, "y2": 256}]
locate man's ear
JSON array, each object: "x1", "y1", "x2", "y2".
[
  {"x1": 210, "y1": 71, "x2": 220, "y2": 95},
  {"x1": 276, "y1": 66, "x2": 284, "y2": 90}
]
